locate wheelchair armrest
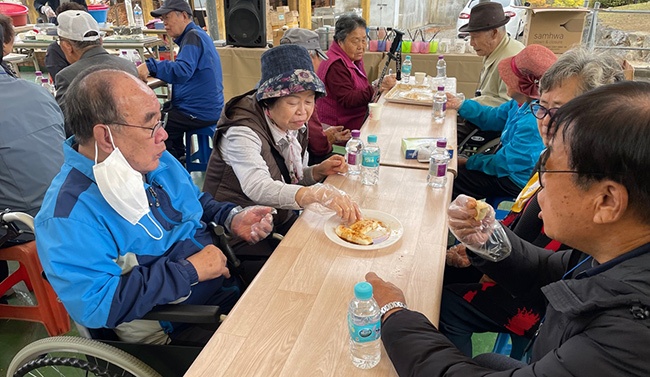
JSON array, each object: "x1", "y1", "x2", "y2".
[{"x1": 142, "y1": 304, "x2": 221, "y2": 324}]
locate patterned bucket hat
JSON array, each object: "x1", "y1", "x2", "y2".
[{"x1": 256, "y1": 44, "x2": 326, "y2": 101}]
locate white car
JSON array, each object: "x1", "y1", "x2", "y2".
[{"x1": 456, "y1": 0, "x2": 527, "y2": 39}]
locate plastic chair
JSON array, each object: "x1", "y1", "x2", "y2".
[
  {"x1": 0, "y1": 215, "x2": 70, "y2": 337},
  {"x1": 185, "y1": 125, "x2": 216, "y2": 172},
  {"x1": 487, "y1": 196, "x2": 515, "y2": 221}
]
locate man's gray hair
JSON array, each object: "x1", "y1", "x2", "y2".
[
  {"x1": 539, "y1": 47, "x2": 625, "y2": 96},
  {"x1": 63, "y1": 67, "x2": 128, "y2": 144}
]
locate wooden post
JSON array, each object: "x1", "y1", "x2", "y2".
[
  {"x1": 141, "y1": 0, "x2": 154, "y2": 23},
  {"x1": 266, "y1": 0, "x2": 272, "y2": 43},
  {"x1": 298, "y1": 0, "x2": 311, "y2": 29},
  {"x1": 216, "y1": 0, "x2": 225, "y2": 41},
  {"x1": 361, "y1": 0, "x2": 370, "y2": 24}
]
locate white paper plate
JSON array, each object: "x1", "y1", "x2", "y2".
[{"x1": 324, "y1": 209, "x2": 404, "y2": 250}]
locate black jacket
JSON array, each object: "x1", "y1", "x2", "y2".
[
  {"x1": 34, "y1": 0, "x2": 86, "y2": 14},
  {"x1": 382, "y1": 229, "x2": 650, "y2": 376}
]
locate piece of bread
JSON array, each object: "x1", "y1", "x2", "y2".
[
  {"x1": 474, "y1": 201, "x2": 490, "y2": 221},
  {"x1": 336, "y1": 224, "x2": 373, "y2": 245}
]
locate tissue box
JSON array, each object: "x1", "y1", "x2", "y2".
[{"x1": 401, "y1": 138, "x2": 440, "y2": 160}]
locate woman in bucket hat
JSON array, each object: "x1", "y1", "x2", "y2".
[
  {"x1": 203, "y1": 45, "x2": 361, "y2": 247},
  {"x1": 446, "y1": 44, "x2": 557, "y2": 200}
]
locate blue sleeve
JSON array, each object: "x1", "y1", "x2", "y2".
[
  {"x1": 36, "y1": 217, "x2": 198, "y2": 329},
  {"x1": 146, "y1": 30, "x2": 202, "y2": 84},
  {"x1": 199, "y1": 192, "x2": 236, "y2": 226},
  {"x1": 466, "y1": 107, "x2": 542, "y2": 183},
  {"x1": 458, "y1": 99, "x2": 514, "y2": 133}
]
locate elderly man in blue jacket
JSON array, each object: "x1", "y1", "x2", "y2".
[
  {"x1": 137, "y1": 0, "x2": 224, "y2": 161},
  {"x1": 36, "y1": 68, "x2": 274, "y2": 346}
]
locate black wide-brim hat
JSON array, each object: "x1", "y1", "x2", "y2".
[{"x1": 458, "y1": 2, "x2": 510, "y2": 33}]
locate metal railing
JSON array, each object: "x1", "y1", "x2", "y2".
[{"x1": 586, "y1": 2, "x2": 650, "y2": 51}]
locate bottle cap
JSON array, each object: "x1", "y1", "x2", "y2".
[
  {"x1": 35, "y1": 71, "x2": 42, "y2": 75},
  {"x1": 405, "y1": 55, "x2": 411, "y2": 60},
  {"x1": 438, "y1": 55, "x2": 444, "y2": 59},
  {"x1": 437, "y1": 86, "x2": 445, "y2": 91},
  {"x1": 436, "y1": 138, "x2": 447, "y2": 148},
  {"x1": 41, "y1": 78, "x2": 49, "y2": 83},
  {"x1": 351, "y1": 130, "x2": 361, "y2": 138},
  {"x1": 354, "y1": 282, "x2": 373, "y2": 300},
  {"x1": 367, "y1": 135, "x2": 377, "y2": 143}
]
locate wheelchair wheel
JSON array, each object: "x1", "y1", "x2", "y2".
[{"x1": 7, "y1": 336, "x2": 161, "y2": 377}]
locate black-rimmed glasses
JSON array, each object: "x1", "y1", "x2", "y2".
[
  {"x1": 536, "y1": 149, "x2": 611, "y2": 189},
  {"x1": 530, "y1": 101, "x2": 560, "y2": 120},
  {"x1": 110, "y1": 112, "x2": 168, "y2": 138}
]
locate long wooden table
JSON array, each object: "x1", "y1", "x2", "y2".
[
  {"x1": 185, "y1": 167, "x2": 453, "y2": 376},
  {"x1": 361, "y1": 98, "x2": 458, "y2": 175},
  {"x1": 215, "y1": 46, "x2": 483, "y2": 102}
]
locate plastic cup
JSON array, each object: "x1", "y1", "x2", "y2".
[
  {"x1": 377, "y1": 40, "x2": 386, "y2": 52},
  {"x1": 429, "y1": 40, "x2": 438, "y2": 54},
  {"x1": 385, "y1": 41, "x2": 392, "y2": 53},
  {"x1": 368, "y1": 103, "x2": 383, "y2": 121},
  {"x1": 401, "y1": 40, "x2": 412, "y2": 53},
  {"x1": 369, "y1": 40, "x2": 379, "y2": 52},
  {"x1": 411, "y1": 41, "x2": 423, "y2": 54},
  {"x1": 414, "y1": 72, "x2": 426, "y2": 85}
]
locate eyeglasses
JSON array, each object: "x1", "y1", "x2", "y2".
[
  {"x1": 536, "y1": 149, "x2": 611, "y2": 189},
  {"x1": 110, "y1": 113, "x2": 168, "y2": 138},
  {"x1": 530, "y1": 101, "x2": 560, "y2": 120}
]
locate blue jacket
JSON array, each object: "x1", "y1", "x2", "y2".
[
  {"x1": 35, "y1": 138, "x2": 236, "y2": 329},
  {"x1": 146, "y1": 22, "x2": 224, "y2": 122},
  {"x1": 460, "y1": 99, "x2": 543, "y2": 188}
]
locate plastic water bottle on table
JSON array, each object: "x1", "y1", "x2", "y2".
[
  {"x1": 361, "y1": 135, "x2": 380, "y2": 186},
  {"x1": 432, "y1": 86, "x2": 447, "y2": 123},
  {"x1": 345, "y1": 129, "x2": 364, "y2": 176},
  {"x1": 401, "y1": 55, "x2": 412, "y2": 83},
  {"x1": 348, "y1": 282, "x2": 381, "y2": 369},
  {"x1": 427, "y1": 138, "x2": 450, "y2": 188}
]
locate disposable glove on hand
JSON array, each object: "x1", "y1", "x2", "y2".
[
  {"x1": 447, "y1": 195, "x2": 511, "y2": 262},
  {"x1": 42, "y1": 5, "x2": 56, "y2": 18},
  {"x1": 231, "y1": 206, "x2": 275, "y2": 244},
  {"x1": 297, "y1": 183, "x2": 362, "y2": 224}
]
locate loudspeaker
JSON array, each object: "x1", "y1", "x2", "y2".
[{"x1": 225, "y1": 0, "x2": 266, "y2": 47}]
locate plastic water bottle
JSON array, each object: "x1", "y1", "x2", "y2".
[
  {"x1": 41, "y1": 77, "x2": 55, "y2": 96},
  {"x1": 361, "y1": 135, "x2": 380, "y2": 186},
  {"x1": 124, "y1": 0, "x2": 135, "y2": 26},
  {"x1": 345, "y1": 129, "x2": 364, "y2": 176},
  {"x1": 34, "y1": 70, "x2": 43, "y2": 84},
  {"x1": 131, "y1": 50, "x2": 143, "y2": 66},
  {"x1": 348, "y1": 282, "x2": 381, "y2": 369},
  {"x1": 401, "y1": 55, "x2": 412, "y2": 83},
  {"x1": 428, "y1": 139, "x2": 450, "y2": 188},
  {"x1": 436, "y1": 55, "x2": 447, "y2": 79},
  {"x1": 133, "y1": 3, "x2": 144, "y2": 28},
  {"x1": 433, "y1": 86, "x2": 447, "y2": 123},
  {"x1": 120, "y1": 50, "x2": 130, "y2": 61}
]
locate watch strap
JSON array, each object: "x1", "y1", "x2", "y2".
[{"x1": 380, "y1": 301, "x2": 407, "y2": 317}]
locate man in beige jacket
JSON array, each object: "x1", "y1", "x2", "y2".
[{"x1": 458, "y1": 1, "x2": 525, "y2": 143}]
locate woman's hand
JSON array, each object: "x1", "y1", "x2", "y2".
[
  {"x1": 296, "y1": 183, "x2": 362, "y2": 224},
  {"x1": 380, "y1": 74, "x2": 397, "y2": 93},
  {"x1": 312, "y1": 155, "x2": 348, "y2": 181},
  {"x1": 445, "y1": 92, "x2": 463, "y2": 110},
  {"x1": 324, "y1": 126, "x2": 351, "y2": 145}
]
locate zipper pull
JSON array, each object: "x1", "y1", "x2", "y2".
[{"x1": 148, "y1": 186, "x2": 160, "y2": 207}]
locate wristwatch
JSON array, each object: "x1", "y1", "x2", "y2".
[{"x1": 380, "y1": 301, "x2": 407, "y2": 318}]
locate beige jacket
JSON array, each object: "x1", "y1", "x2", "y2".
[{"x1": 473, "y1": 35, "x2": 525, "y2": 108}]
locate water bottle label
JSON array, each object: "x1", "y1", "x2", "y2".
[
  {"x1": 436, "y1": 163, "x2": 447, "y2": 177},
  {"x1": 348, "y1": 316, "x2": 381, "y2": 343},
  {"x1": 346, "y1": 153, "x2": 357, "y2": 165},
  {"x1": 362, "y1": 154, "x2": 379, "y2": 167}
]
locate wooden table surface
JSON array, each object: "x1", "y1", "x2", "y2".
[
  {"x1": 360, "y1": 98, "x2": 458, "y2": 175},
  {"x1": 184, "y1": 167, "x2": 453, "y2": 377}
]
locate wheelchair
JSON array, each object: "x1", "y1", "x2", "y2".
[{"x1": 2, "y1": 210, "x2": 227, "y2": 377}]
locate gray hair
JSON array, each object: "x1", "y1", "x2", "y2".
[
  {"x1": 539, "y1": 47, "x2": 625, "y2": 96},
  {"x1": 60, "y1": 35, "x2": 102, "y2": 51},
  {"x1": 64, "y1": 67, "x2": 128, "y2": 144},
  {"x1": 333, "y1": 13, "x2": 366, "y2": 43}
]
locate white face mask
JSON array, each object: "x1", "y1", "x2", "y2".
[{"x1": 93, "y1": 127, "x2": 163, "y2": 239}]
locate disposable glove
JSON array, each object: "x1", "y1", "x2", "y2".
[
  {"x1": 230, "y1": 206, "x2": 275, "y2": 244},
  {"x1": 447, "y1": 195, "x2": 511, "y2": 262},
  {"x1": 297, "y1": 183, "x2": 362, "y2": 224}
]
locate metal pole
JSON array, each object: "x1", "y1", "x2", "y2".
[
  {"x1": 206, "y1": 0, "x2": 219, "y2": 41},
  {"x1": 586, "y1": 1, "x2": 600, "y2": 51}
]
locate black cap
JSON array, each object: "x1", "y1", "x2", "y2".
[
  {"x1": 458, "y1": 2, "x2": 510, "y2": 33},
  {"x1": 151, "y1": 0, "x2": 192, "y2": 17}
]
